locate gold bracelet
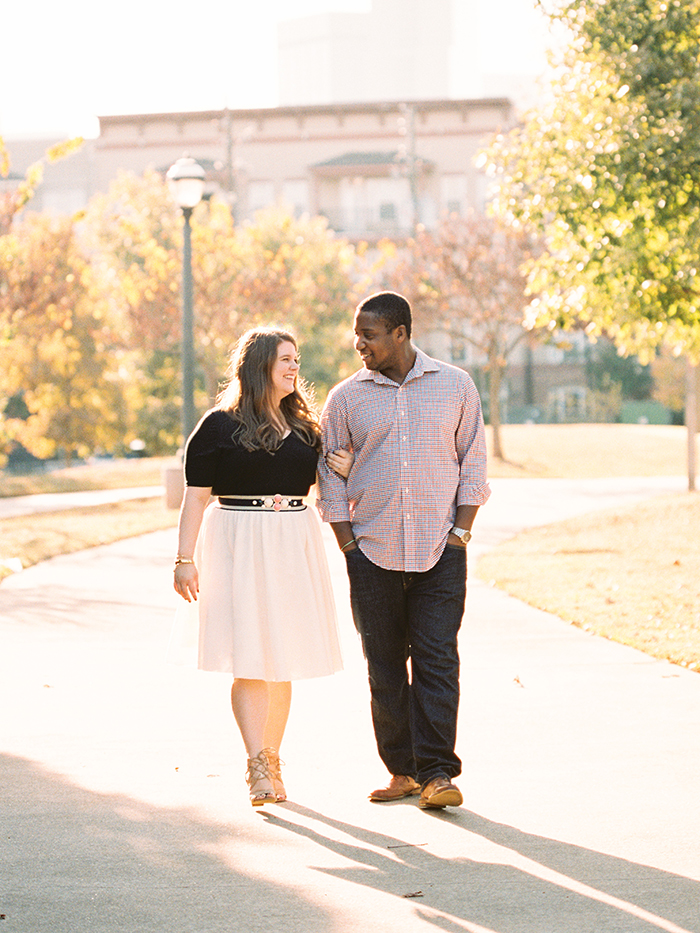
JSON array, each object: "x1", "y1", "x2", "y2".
[{"x1": 174, "y1": 556, "x2": 195, "y2": 568}]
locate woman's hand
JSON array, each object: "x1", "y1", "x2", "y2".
[
  {"x1": 174, "y1": 562, "x2": 199, "y2": 602},
  {"x1": 173, "y1": 485, "x2": 210, "y2": 603},
  {"x1": 326, "y1": 448, "x2": 354, "y2": 479}
]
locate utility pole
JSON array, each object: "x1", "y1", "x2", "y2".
[{"x1": 398, "y1": 102, "x2": 419, "y2": 231}]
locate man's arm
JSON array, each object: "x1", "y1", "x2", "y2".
[
  {"x1": 455, "y1": 505, "x2": 479, "y2": 528},
  {"x1": 330, "y1": 520, "x2": 357, "y2": 551},
  {"x1": 447, "y1": 504, "x2": 480, "y2": 547}
]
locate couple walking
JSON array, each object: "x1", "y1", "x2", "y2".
[{"x1": 173, "y1": 291, "x2": 491, "y2": 810}]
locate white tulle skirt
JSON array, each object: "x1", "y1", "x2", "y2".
[{"x1": 169, "y1": 502, "x2": 343, "y2": 681}]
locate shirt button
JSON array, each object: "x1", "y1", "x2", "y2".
[
  {"x1": 405, "y1": 488, "x2": 409, "y2": 494},
  {"x1": 403, "y1": 462, "x2": 408, "y2": 467}
]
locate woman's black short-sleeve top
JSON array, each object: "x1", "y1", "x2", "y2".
[{"x1": 184, "y1": 409, "x2": 319, "y2": 496}]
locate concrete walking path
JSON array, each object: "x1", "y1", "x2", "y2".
[
  {"x1": 0, "y1": 486, "x2": 164, "y2": 519},
  {"x1": 0, "y1": 475, "x2": 698, "y2": 933}
]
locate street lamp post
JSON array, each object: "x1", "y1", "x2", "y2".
[
  {"x1": 166, "y1": 156, "x2": 205, "y2": 445},
  {"x1": 687, "y1": 359, "x2": 697, "y2": 492}
]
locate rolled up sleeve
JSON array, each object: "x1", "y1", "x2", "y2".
[{"x1": 456, "y1": 381, "x2": 491, "y2": 507}]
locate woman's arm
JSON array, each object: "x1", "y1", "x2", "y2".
[{"x1": 173, "y1": 485, "x2": 212, "y2": 602}]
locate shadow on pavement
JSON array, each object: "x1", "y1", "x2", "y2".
[
  {"x1": 0, "y1": 754, "x2": 331, "y2": 933},
  {"x1": 262, "y1": 802, "x2": 700, "y2": 933},
  {"x1": 0, "y1": 586, "x2": 144, "y2": 629}
]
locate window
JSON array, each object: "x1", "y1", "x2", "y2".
[
  {"x1": 440, "y1": 174, "x2": 467, "y2": 215},
  {"x1": 248, "y1": 181, "x2": 275, "y2": 214},
  {"x1": 282, "y1": 180, "x2": 309, "y2": 218}
]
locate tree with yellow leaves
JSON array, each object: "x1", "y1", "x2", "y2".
[
  {"x1": 0, "y1": 213, "x2": 131, "y2": 463},
  {"x1": 0, "y1": 136, "x2": 83, "y2": 235},
  {"x1": 84, "y1": 172, "x2": 360, "y2": 449}
]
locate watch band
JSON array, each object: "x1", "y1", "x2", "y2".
[{"x1": 450, "y1": 526, "x2": 472, "y2": 544}]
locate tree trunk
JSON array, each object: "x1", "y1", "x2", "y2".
[
  {"x1": 489, "y1": 361, "x2": 505, "y2": 461},
  {"x1": 687, "y1": 359, "x2": 697, "y2": 493}
]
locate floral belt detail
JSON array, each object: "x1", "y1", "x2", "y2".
[{"x1": 217, "y1": 494, "x2": 306, "y2": 512}]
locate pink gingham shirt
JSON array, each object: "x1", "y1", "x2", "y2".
[{"x1": 317, "y1": 349, "x2": 491, "y2": 572}]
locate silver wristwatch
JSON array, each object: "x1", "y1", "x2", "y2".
[{"x1": 450, "y1": 526, "x2": 472, "y2": 545}]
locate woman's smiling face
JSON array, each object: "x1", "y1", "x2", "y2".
[{"x1": 270, "y1": 340, "x2": 300, "y2": 404}]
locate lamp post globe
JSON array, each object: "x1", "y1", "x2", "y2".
[
  {"x1": 167, "y1": 157, "x2": 205, "y2": 446},
  {"x1": 167, "y1": 156, "x2": 206, "y2": 210}
]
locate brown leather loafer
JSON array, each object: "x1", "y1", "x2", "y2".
[
  {"x1": 368, "y1": 774, "x2": 421, "y2": 801},
  {"x1": 418, "y1": 777, "x2": 463, "y2": 809}
]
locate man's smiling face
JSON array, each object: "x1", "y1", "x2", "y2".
[{"x1": 353, "y1": 310, "x2": 403, "y2": 375}]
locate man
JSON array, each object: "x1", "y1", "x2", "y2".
[{"x1": 317, "y1": 291, "x2": 490, "y2": 809}]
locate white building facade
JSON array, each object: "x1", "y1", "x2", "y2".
[{"x1": 95, "y1": 97, "x2": 513, "y2": 237}]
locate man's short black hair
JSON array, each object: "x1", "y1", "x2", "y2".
[{"x1": 356, "y1": 291, "x2": 412, "y2": 338}]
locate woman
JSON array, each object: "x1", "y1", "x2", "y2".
[{"x1": 173, "y1": 327, "x2": 351, "y2": 806}]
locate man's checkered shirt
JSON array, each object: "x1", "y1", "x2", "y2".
[{"x1": 317, "y1": 349, "x2": 491, "y2": 572}]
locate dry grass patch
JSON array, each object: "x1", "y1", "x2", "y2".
[
  {"x1": 0, "y1": 457, "x2": 174, "y2": 497},
  {"x1": 0, "y1": 497, "x2": 178, "y2": 581},
  {"x1": 476, "y1": 492, "x2": 700, "y2": 670},
  {"x1": 487, "y1": 424, "x2": 689, "y2": 478}
]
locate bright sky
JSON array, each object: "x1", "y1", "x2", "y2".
[{"x1": 1, "y1": 0, "x2": 551, "y2": 140}]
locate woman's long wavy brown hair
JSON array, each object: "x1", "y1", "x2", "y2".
[{"x1": 216, "y1": 327, "x2": 321, "y2": 452}]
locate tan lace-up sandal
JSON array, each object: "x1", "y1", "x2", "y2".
[
  {"x1": 261, "y1": 747, "x2": 286, "y2": 802},
  {"x1": 245, "y1": 753, "x2": 276, "y2": 807}
]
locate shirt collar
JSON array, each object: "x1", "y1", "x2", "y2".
[{"x1": 356, "y1": 348, "x2": 439, "y2": 386}]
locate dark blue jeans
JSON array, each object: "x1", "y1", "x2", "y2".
[{"x1": 344, "y1": 543, "x2": 467, "y2": 787}]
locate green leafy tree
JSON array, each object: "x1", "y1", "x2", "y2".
[
  {"x1": 587, "y1": 338, "x2": 653, "y2": 401},
  {"x1": 484, "y1": 0, "x2": 700, "y2": 483},
  {"x1": 484, "y1": 0, "x2": 700, "y2": 361}
]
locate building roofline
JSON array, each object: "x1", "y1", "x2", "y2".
[{"x1": 97, "y1": 97, "x2": 513, "y2": 127}]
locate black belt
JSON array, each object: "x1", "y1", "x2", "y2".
[{"x1": 217, "y1": 495, "x2": 306, "y2": 511}]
